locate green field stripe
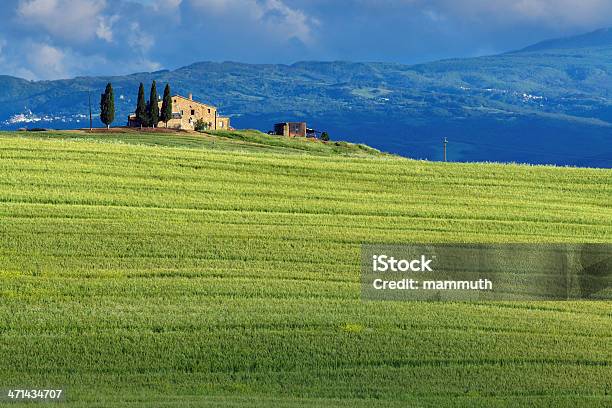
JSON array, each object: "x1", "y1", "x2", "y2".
[
  {"x1": 1, "y1": 195, "x2": 609, "y2": 226},
  {"x1": 1, "y1": 176, "x2": 609, "y2": 217},
  {"x1": 1, "y1": 204, "x2": 610, "y2": 235}
]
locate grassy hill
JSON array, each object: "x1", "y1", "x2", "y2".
[
  {"x1": 2, "y1": 129, "x2": 384, "y2": 157},
  {"x1": 0, "y1": 131, "x2": 610, "y2": 407}
]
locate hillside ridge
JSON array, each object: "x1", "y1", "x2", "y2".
[{"x1": 517, "y1": 27, "x2": 612, "y2": 52}]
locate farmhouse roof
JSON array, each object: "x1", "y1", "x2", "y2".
[{"x1": 172, "y1": 94, "x2": 216, "y2": 109}]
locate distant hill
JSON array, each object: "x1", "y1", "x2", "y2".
[
  {"x1": 1, "y1": 28, "x2": 611, "y2": 167},
  {"x1": 519, "y1": 27, "x2": 612, "y2": 52}
]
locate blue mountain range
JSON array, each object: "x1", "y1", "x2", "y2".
[{"x1": 1, "y1": 28, "x2": 611, "y2": 167}]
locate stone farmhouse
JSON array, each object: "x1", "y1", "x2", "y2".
[{"x1": 128, "y1": 93, "x2": 230, "y2": 130}]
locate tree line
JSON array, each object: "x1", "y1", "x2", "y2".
[{"x1": 99, "y1": 81, "x2": 173, "y2": 129}]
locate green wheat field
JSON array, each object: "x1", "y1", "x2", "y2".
[{"x1": 0, "y1": 130, "x2": 610, "y2": 407}]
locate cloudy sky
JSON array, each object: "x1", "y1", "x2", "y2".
[{"x1": 0, "y1": 0, "x2": 611, "y2": 80}]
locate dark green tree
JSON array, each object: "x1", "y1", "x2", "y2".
[
  {"x1": 99, "y1": 82, "x2": 115, "y2": 129},
  {"x1": 160, "y1": 84, "x2": 173, "y2": 128},
  {"x1": 135, "y1": 83, "x2": 148, "y2": 128},
  {"x1": 194, "y1": 118, "x2": 207, "y2": 132},
  {"x1": 148, "y1": 80, "x2": 159, "y2": 128},
  {"x1": 320, "y1": 131, "x2": 330, "y2": 141}
]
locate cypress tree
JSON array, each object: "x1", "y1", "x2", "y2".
[
  {"x1": 135, "y1": 83, "x2": 147, "y2": 128},
  {"x1": 148, "y1": 80, "x2": 159, "y2": 128},
  {"x1": 160, "y1": 84, "x2": 173, "y2": 128},
  {"x1": 99, "y1": 82, "x2": 115, "y2": 129}
]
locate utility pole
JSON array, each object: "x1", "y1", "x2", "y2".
[
  {"x1": 443, "y1": 137, "x2": 448, "y2": 162},
  {"x1": 88, "y1": 91, "x2": 93, "y2": 130}
]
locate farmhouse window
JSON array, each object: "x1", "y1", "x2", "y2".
[{"x1": 191, "y1": 109, "x2": 195, "y2": 115}]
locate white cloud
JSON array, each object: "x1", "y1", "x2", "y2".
[
  {"x1": 153, "y1": 0, "x2": 182, "y2": 11},
  {"x1": 189, "y1": 0, "x2": 318, "y2": 45},
  {"x1": 127, "y1": 22, "x2": 155, "y2": 51},
  {"x1": 26, "y1": 43, "x2": 67, "y2": 78},
  {"x1": 511, "y1": 0, "x2": 612, "y2": 26},
  {"x1": 3, "y1": 0, "x2": 611, "y2": 81},
  {"x1": 0, "y1": 38, "x2": 8, "y2": 75},
  {"x1": 264, "y1": 0, "x2": 317, "y2": 45},
  {"x1": 130, "y1": 58, "x2": 161, "y2": 72},
  {"x1": 426, "y1": 0, "x2": 612, "y2": 28},
  {"x1": 189, "y1": 0, "x2": 239, "y2": 13},
  {"x1": 0, "y1": 36, "x2": 37, "y2": 80},
  {"x1": 96, "y1": 15, "x2": 119, "y2": 42},
  {"x1": 20, "y1": 41, "x2": 161, "y2": 79},
  {"x1": 345, "y1": 0, "x2": 612, "y2": 28},
  {"x1": 423, "y1": 9, "x2": 446, "y2": 23},
  {"x1": 0, "y1": 1, "x2": 163, "y2": 79},
  {"x1": 17, "y1": 0, "x2": 108, "y2": 42}
]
